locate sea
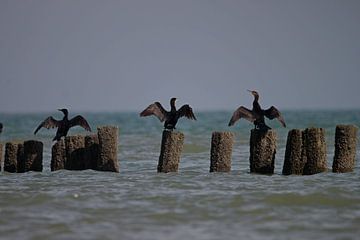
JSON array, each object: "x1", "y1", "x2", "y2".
[{"x1": 0, "y1": 110, "x2": 359, "y2": 240}]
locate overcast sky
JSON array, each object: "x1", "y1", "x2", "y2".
[{"x1": 0, "y1": 0, "x2": 359, "y2": 112}]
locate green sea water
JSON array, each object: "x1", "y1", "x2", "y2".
[{"x1": 0, "y1": 110, "x2": 359, "y2": 240}]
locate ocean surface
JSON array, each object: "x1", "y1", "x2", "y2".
[{"x1": 0, "y1": 110, "x2": 359, "y2": 240}]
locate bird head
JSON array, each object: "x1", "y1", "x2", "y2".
[
  {"x1": 58, "y1": 108, "x2": 69, "y2": 116},
  {"x1": 170, "y1": 97, "x2": 177, "y2": 109},
  {"x1": 247, "y1": 90, "x2": 259, "y2": 98}
]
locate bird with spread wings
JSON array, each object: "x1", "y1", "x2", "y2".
[
  {"x1": 34, "y1": 109, "x2": 91, "y2": 141},
  {"x1": 140, "y1": 98, "x2": 196, "y2": 130},
  {"x1": 228, "y1": 90, "x2": 286, "y2": 130}
]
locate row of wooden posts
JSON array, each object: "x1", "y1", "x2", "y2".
[{"x1": 0, "y1": 125, "x2": 358, "y2": 174}]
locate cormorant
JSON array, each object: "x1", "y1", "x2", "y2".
[
  {"x1": 0, "y1": 122, "x2": 3, "y2": 134},
  {"x1": 34, "y1": 109, "x2": 91, "y2": 141},
  {"x1": 228, "y1": 90, "x2": 286, "y2": 130},
  {"x1": 140, "y1": 97, "x2": 197, "y2": 130}
]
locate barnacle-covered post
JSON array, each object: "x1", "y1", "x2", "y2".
[
  {"x1": 210, "y1": 132, "x2": 234, "y2": 172},
  {"x1": 23, "y1": 140, "x2": 43, "y2": 172},
  {"x1": 249, "y1": 129, "x2": 277, "y2": 174},
  {"x1": 97, "y1": 126, "x2": 119, "y2": 172},
  {"x1": 332, "y1": 125, "x2": 358, "y2": 173},
  {"x1": 51, "y1": 139, "x2": 66, "y2": 171},
  {"x1": 282, "y1": 129, "x2": 306, "y2": 175},
  {"x1": 158, "y1": 130, "x2": 184, "y2": 173},
  {"x1": 302, "y1": 128, "x2": 327, "y2": 175}
]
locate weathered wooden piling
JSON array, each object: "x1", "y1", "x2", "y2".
[
  {"x1": 282, "y1": 129, "x2": 306, "y2": 175},
  {"x1": 51, "y1": 139, "x2": 66, "y2": 171},
  {"x1": 332, "y1": 125, "x2": 358, "y2": 173},
  {"x1": 158, "y1": 130, "x2": 184, "y2": 173},
  {"x1": 97, "y1": 126, "x2": 119, "y2": 172},
  {"x1": 17, "y1": 144, "x2": 25, "y2": 173},
  {"x1": 302, "y1": 128, "x2": 327, "y2": 175},
  {"x1": 23, "y1": 140, "x2": 43, "y2": 172},
  {"x1": 4, "y1": 142, "x2": 20, "y2": 173},
  {"x1": 210, "y1": 132, "x2": 234, "y2": 172},
  {"x1": 65, "y1": 135, "x2": 85, "y2": 170},
  {"x1": 249, "y1": 129, "x2": 277, "y2": 174},
  {"x1": 84, "y1": 135, "x2": 99, "y2": 170}
]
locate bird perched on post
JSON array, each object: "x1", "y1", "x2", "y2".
[
  {"x1": 34, "y1": 109, "x2": 91, "y2": 141},
  {"x1": 140, "y1": 97, "x2": 197, "y2": 130},
  {"x1": 0, "y1": 122, "x2": 3, "y2": 134},
  {"x1": 228, "y1": 90, "x2": 286, "y2": 130}
]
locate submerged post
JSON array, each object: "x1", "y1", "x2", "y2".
[
  {"x1": 97, "y1": 126, "x2": 119, "y2": 172},
  {"x1": 158, "y1": 130, "x2": 184, "y2": 173},
  {"x1": 282, "y1": 129, "x2": 306, "y2": 175},
  {"x1": 23, "y1": 140, "x2": 43, "y2": 172},
  {"x1": 51, "y1": 139, "x2": 66, "y2": 171},
  {"x1": 302, "y1": 128, "x2": 327, "y2": 175},
  {"x1": 210, "y1": 132, "x2": 234, "y2": 172},
  {"x1": 332, "y1": 125, "x2": 358, "y2": 173},
  {"x1": 249, "y1": 129, "x2": 277, "y2": 174},
  {"x1": 65, "y1": 135, "x2": 85, "y2": 170}
]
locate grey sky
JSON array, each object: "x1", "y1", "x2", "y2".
[{"x1": 1, "y1": 0, "x2": 359, "y2": 112}]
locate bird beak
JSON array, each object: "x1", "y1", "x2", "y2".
[
  {"x1": 57, "y1": 109, "x2": 61, "y2": 111},
  {"x1": 247, "y1": 89, "x2": 253, "y2": 94}
]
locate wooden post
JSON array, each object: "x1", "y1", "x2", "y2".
[
  {"x1": 17, "y1": 144, "x2": 25, "y2": 173},
  {"x1": 51, "y1": 139, "x2": 66, "y2": 171},
  {"x1": 249, "y1": 129, "x2": 277, "y2": 174},
  {"x1": 210, "y1": 132, "x2": 234, "y2": 172},
  {"x1": 158, "y1": 130, "x2": 184, "y2": 173},
  {"x1": 302, "y1": 128, "x2": 327, "y2": 175},
  {"x1": 97, "y1": 126, "x2": 119, "y2": 172},
  {"x1": 23, "y1": 140, "x2": 43, "y2": 172},
  {"x1": 282, "y1": 129, "x2": 306, "y2": 175},
  {"x1": 332, "y1": 125, "x2": 358, "y2": 173},
  {"x1": 4, "y1": 142, "x2": 19, "y2": 173},
  {"x1": 65, "y1": 135, "x2": 85, "y2": 170},
  {"x1": 84, "y1": 135, "x2": 99, "y2": 170}
]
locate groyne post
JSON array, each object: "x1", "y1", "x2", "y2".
[
  {"x1": 282, "y1": 129, "x2": 306, "y2": 175},
  {"x1": 158, "y1": 130, "x2": 184, "y2": 173},
  {"x1": 332, "y1": 125, "x2": 358, "y2": 173},
  {"x1": 97, "y1": 126, "x2": 119, "y2": 172},
  {"x1": 85, "y1": 135, "x2": 99, "y2": 170},
  {"x1": 249, "y1": 129, "x2": 277, "y2": 174},
  {"x1": 51, "y1": 139, "x2": 66, "y2": 171},
  {"x1": 17, "y1": 144, "x2": 25, "y2": 173},
  {"x1": 23, "y1": 140, "x2": 43, "y2": 172},
  {"x1": 210, "y1": 132, "x2": 234, "y2": 172},
  {"x1": 4, "y1": 142, "x2": 20, "y2": 173},
  {"x1": 65, "y1": 135, "x2": 85, "y2": 170},
  {"x1": 302, "y1": 128, "x2": 327, "y2": 175}
]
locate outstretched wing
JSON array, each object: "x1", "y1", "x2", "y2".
[
  {"x1": 140, "y1": 102, "x2": 167, "y2": 122},
  {"x1": 264, "y1": 106, "x2": 286, "y2": 127},
  {"x1": 177, "y1": 104, "x2": 197, "y2": 120},
  {"x1": 34, "y1": 116, "x2": 60, "y2": 134},
  {"x1": 228, "y1": 106, "x2": 255, "y2": 126},
  {"x1": 70, "y1": 115, "x2": 92, "y2": 131}
]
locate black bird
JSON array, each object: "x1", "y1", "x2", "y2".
[
  {"x1": 228, "y1": 90, "x2": 286, "y2": 130},
  {"x1": 0, "y1": 122, "x2": 3, "y2": 134},
  {"x1": 140, "y1": 97, "x2": 197, "y2": 130},
  {"x1": 34, "y1": 109, "x2": 91, "y2": 141}
]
